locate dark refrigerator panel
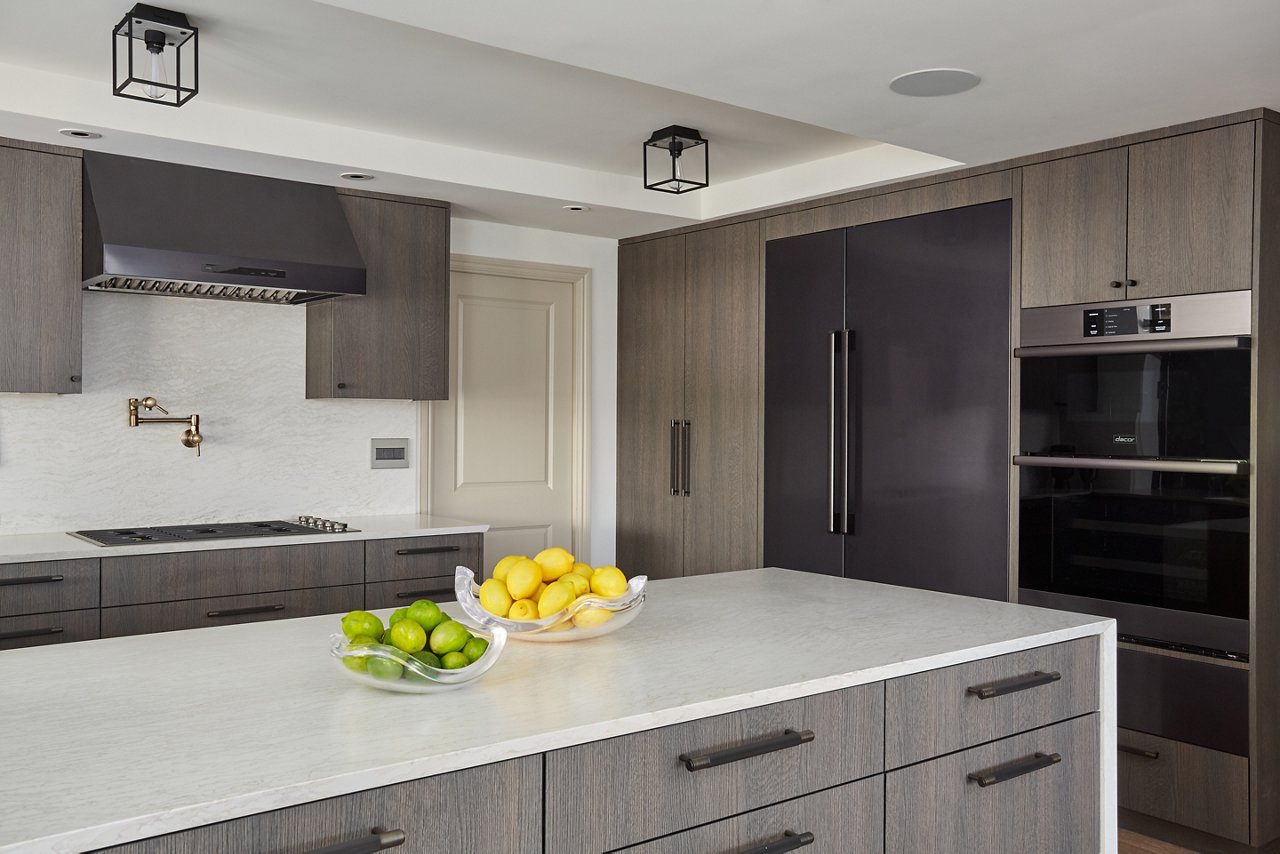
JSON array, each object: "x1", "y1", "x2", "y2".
[
  {"x1": 763, "y1": 229, "x2": 847, "y2": 576},
  {"x1": 842, "y1": 201, "x2": 1012, "y2": 599}
]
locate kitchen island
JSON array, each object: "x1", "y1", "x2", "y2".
[{"x1": 0, "y1": 568, "x2": 1116, "y2": 853}]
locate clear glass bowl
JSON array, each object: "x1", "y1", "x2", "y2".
[
  {"x1": 328, "y1": 622, "x2": 507, "y2": 693},
  {"x1": 453, "y1": 565, "x2": 647, "y2": 643}
]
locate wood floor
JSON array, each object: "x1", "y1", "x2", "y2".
[{"x1": 1120, "y1": 829, "x2": 1197, "y2": 854}]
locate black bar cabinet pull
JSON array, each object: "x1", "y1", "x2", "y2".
[
  {"x1": 967, "y1": 751, "x2": 1062, "y2": 787},
  {"x1": 828, "y1": 330, "x2": 839, "y2": 533},
  {"x1": 743, "y1": 830, "x2": 816, "y2": 854},
  {"x1": 1118, "y1": 744, "x2": 1160, "y2": 760},
  {"x1": 394, "y1": 546, "x2": 460, "y2": 556},
  {"x1": 394, "y1": 588, "x2": 453, "y2": 600},
  {"x1": 966, "y1": 670, "x2": 1062, "y2": 700},
  {"x1": 670, "y1": 419, "x2": 680, "y2": 496},
  {"x1": 0, "y1": 574, "x2": 64, "y2": 587},
  {"x1": 1125, "y1": 279, "x2": 1138, "y2": 288},
  {"x1": 681, "y1": 419, "x2": 692, "y2": 497},
  {"x1": 842, "y1": 329, "x2": 854, "y2": 535},
  {"x1": 0, "y1": 626, "x2": 63, "y2": 641},
  {"x1": 206, "y1": 603, "x2": 285, "y2": 618},
  {"x1": 679, "y1": 728, "x2": 814, "y2": 772},
  {"x1": 1110, "y1": 280, "x2": 1124, "y2": 288},
  {"x1": 303, "y1": 828, "x2": 406, "y2": 854}
]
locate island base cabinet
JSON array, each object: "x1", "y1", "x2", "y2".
[
  {"x1": 618, "y1": 776, "x2": 883, "y2": 853},
  {"x1": 94, "y1": 756, "x2": 542, "y2": 854},
  {"x1": 886, "y1": 714, "x2": 1099, "y2": 854},
  {"x1": 101, "y1": 585, "x2": 363, "y2": 637},
  {"x1": 0, "y1": 608, "x2": 98, "y2": 650}
]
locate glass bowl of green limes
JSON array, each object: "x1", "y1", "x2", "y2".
[{"x1": 330, "y1": 601, "x2": 507, "y2": 693}]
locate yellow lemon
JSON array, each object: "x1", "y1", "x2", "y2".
[
  {"x1": 563, "y1": 572, "x2": 590, "y2": 597},
  {"x1": 538, "y1": 579, "x2": 577, "y2": 619},
  {"x1": 478, "y1": 578, "x2": 513, "y2": 617},
  {"x1": 507, "y1": 598, "x2": 539, "y2": 621},
  {"x1": 505, "y1": 558, "x2": 543, "y2": 600},
  {"x1": 534, "y1": 547, "x2": 575, "y2": 582},
  {"x1": 571, "y1": 561, "x2": 594, "y2": 579},
  {"x1": 573, "y1": 608, "x2": 616, "y2": 629},
  {"x1": 534, "y1": 582, "x2": 547, "y2": 601},
  {"x1": 590, "y1": 565, "x2": 628, "y2": 598},
  {"x1": 492, "y1": 554, "x2": 527, "y2": 583}
]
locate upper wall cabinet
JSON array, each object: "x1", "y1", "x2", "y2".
[
  {"x1": 1022, "y1": 123, "x2": 1256, "y2": 307},
  {"x1": 306, "y1": 190, "x2": 450, "y2": 400},
  {"x1": 0, "y1": 142, "x2": 82, "y2": 394}
]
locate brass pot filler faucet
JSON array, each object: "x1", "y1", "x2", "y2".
[{"x1": 128, "y1": 397, "x2": 203, "y2": 456}]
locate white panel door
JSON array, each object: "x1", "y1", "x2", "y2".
[{"x1": 429, "y1": 270, "x2": 576, "y2": 573}]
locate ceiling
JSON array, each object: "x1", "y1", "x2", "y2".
[{"x1": 0, "y1": 1, "x2": 1277, "y2": 237}]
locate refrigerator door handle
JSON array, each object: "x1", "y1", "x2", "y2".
[
  {"x1": 843, "y1": 329, "x2": 855, "y2": 535},
  {"x1": 670, "y1": 419, "x2": 680, "y2": 496},
  {"x1": 828, "y1": 331, "x2": 840, "y2": 533},
  {"x1": 682, "y1": 420, "x2": 692, "y2": 496}
]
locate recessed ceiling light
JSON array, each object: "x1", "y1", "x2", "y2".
[
  {"x1": 562, "y1": 204, "x2": 590, "y2": 212},
  {"x1": 59, "y1": 128, "x2": 102, "y2": 139},
  {"x1": 889, "y1": 68, "x2": 981, "y2": 97},
  {"x1": 340, "y1": 172, "x2": 374, "y2": 181}
]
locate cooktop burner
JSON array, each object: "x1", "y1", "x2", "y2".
[{"x1": 71, "y1": 517, "x2": 357, "y2": 547}]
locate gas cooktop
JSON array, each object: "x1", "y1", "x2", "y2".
[{"x1": 71, "y1": 517, "x2": 358, "y2": 547}]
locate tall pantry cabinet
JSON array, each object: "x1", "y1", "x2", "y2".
[{"x1": 616, "y1": 221, "x2": 761, "y2": 579}]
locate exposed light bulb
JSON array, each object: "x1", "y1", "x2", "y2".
[
  {"x1": 672, "y1": 155, "x2": 683, "y2": 192},
  {"x1": 143, "y1": 29, "x2": 167, "y2": 100}
]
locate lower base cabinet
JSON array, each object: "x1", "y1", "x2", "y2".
[
  {"x1": 102, "y1": 585, "x2": 364, "y2": 637},
  {"x1": 0, "y1": 608, "x2": 99, "y2": 650},
  {"x1": 94, "y1": 756, "x2": 542, "y2": 853}
]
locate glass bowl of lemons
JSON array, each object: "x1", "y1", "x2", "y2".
[
  {"x1": 329, "y1": 602, "x2": 507, "y2": 693},
  {"x1": 454, "y1": 549, "x2": 647, "y2": 643}
]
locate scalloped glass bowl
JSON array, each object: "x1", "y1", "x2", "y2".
[
  {"x1": 454, "y1": 566, "x2": 647, "y2": 642},
  {"x1": 329, "y1": 623, "x2": 507, "y2": 693}
]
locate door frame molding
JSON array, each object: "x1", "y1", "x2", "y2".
[{"x1": 421, "y1": 254, "x2": 594, "y2": 560}]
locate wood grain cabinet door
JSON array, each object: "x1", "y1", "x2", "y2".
[
  {"x1": 1021, "y1": 148, "x2": 1128, "y2": 308},
  {"x1": 1126, "y1": 123, "x2": 1255, "y2": 300},
  {"x1": 616, "y1": 235, "x2": 687, "y2": 579},
  {"x1": 0, "y1": 144, "x2": 82, "y2": 393}
]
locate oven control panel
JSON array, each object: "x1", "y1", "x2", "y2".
[{"x1": 1083, "y1": 303, "x2": 1171, "y2": 337}]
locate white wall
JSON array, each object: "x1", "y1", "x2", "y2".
[{"x1": 448, "y1": 218, "x2": 618, "y2": 566}]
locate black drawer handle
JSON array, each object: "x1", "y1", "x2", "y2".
[
  {"x1": 966, "y1": 670, "x2": 1061, "y2": 700},
  {"x1": 679, "y1": 728, "x2": 815, "y2": 772},
  {"x1": 394, "y1": 587, "x2": 453, "y2": 600},
  {"x1": 1119, "y1": 744, "x2": 1160, "y2": 760},
  {"x1": 395, "y1": 546, "x2": 461, "y2": 556},
  {"x1": 743, "y1": 830, "x2": 815, "y2": 854},
  {"x1": 0, "y1": 574, "x2": 64, "y2": 587},
  {"x1": 304, "y1": 829, "x2": 406, "y2": 854},
  {"x1": 0, "y1": 625, "x2": 64, "y2": 641},
  {"x1": 968, "y1": 751, "x2": 1062, "y2": 787},
  {"x1": 206, "y1": 604, "x2": 286, "y2": 618}
]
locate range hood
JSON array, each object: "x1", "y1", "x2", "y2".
[{"x1": 82, "y1": 152, "x2": 366, "y2": 305}]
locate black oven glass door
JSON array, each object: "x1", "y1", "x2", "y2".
[
  {"x1": 1019, "y1": 468, "x2": 1249, "y2": 621},
  {"x1": 1020, "y1": 348, "x2": 1250, "y2": 460}
]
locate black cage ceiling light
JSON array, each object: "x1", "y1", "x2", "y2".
[
  {"x1": 113, "y1": 4, "x2": 198, "y2": 107},
  {"x1": 644, "y1": 125, "x2": 708, "y2": 194}
]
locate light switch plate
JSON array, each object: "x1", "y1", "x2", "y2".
[{"x1": 370, "y1": 438, "x2": 409, "y2": 469}]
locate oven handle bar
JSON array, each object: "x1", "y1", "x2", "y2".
[
  {"x1": 1014, "y1": 335, "x2": 1250, "y2": 358},
  {"x1": 1013, "y1": 455, "x2": 1248, "y2": 476}
]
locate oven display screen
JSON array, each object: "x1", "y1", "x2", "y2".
[{"x1": 1083, "y1": 303, "x2": 1171, "y2": 337}]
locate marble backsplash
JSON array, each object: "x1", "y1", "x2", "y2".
[{"x1": 0, "y1": 291, "x2": 419, "y2": 534}]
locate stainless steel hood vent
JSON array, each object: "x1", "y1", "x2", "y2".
[{"x1": 82, "y1": 152, "x2": 366, "y2": 305}]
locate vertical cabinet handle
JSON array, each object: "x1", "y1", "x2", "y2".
[
  {"x1": 842, "y1": 329, "x2": 855, "y2": 535},
  {"x1": 303, "y1": 829, "x2": 406, "y2": 854},
  {"x1": 670, "y1": 419, "x2": 680, "y2": 496},
  {"x1": 967, "y1": 751, "x2": 1062, "y2": 787},
  {"x1": 681, "y1": 420, "x2": 692, "y2": 496},
  {"x1": 828, "y1": 330, "x2": 840, "y2": 533},
  {"x1": 744, "y1": 830, "x2": 816, "y2": 854}
]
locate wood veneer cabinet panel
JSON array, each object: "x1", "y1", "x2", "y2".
[
  {"x1": 364, "y1": 533, "x2": 482, "y2": 582},
  {"x1": 544, "y1": 683, "x2": 884, "y2": 853},
  {"x1": 0, "y1": 144, "x2": 82, "y2": 393},
  {"x1": 364, "y1": 576, "x2": 457, "y2": 610},
  {"x1": 1127, "y1": 123, "x2": 1255, "y2": 299},
  {"x1": 683, "y1": 221, "x2": 761, "y2": 576},
  {"x1": 101, "y1": 584, "x2": 361, "y2": 637},
  {"x1": 97, "y1": 756, "x2": 542, "y2": 853},
  {"x1": 616, "y1": 235, "x2": 686, "y2": 579},
  {"x1": 886, "y1": 714, "x2": 1099, "y2": 854},
  {"x1": 1021, "y1": 148, "x2": 1129, "y2": 307},
  {"x1": 101, "y1": 541, "x2": 364, "y2": 606},
  {"x1": 0, "y1": 608, "x2": 98, "y2": 650},
  {"x1": 306, "y1": 194, "x2": 449, "y2": 400},
  {"x1": 0, "y1": 559, "x2": 99, "y2": 617}
]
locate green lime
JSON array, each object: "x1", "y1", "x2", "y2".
[
  {"x1": 404, "y1": 650, "x2": 442, "y2": 683},
  {"x1": 367, "y1": 657, "x2": 404, "y2": 681},
  {"x1": 407, "y1": 599, "x2": 447, "y2": 633},
  {"x1": 440, "y1": 651, "x2": 470, "y2": 670},
  {"x1": 429, "y1": 619, "x2": 472, "y2": 655},
  {"x1": 388, "y1": 619, "x2": 427, "y2": 653},
  {"x1": 380, "y1": 628, "x2": 394, "y2": 645},
  {"x1": 389, "y1": 607, "x2": 409, "y2": 625},
  {"x1": 341, "y1": 636, "x2": 379, "y2": 673},
  {"x1": 462, "y1": 637, "x2": 489, "y2": 663},
  {"x1": 340, "y1": 610, "x2": 384, "y2": 641}
]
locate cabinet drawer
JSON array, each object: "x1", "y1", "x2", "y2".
[
  {"x1": 1117, "y1": 727, "x2": 1249, "y2": 844},
  {"x1": 102, "y1": 542, "x2": 364, "y2": 606},
  {"x1": 885, "y1": 637, "x2": 1099, "y2": 768},
  {"x1": 95, "y1": 755, "x2": 541, "y2": 853},
  {"x1": 0, "y1": 559, "x2": 98, "y2": 616},
  {"x1": 619, "y1": 775, "x2": 883, "y2": 853},
  {"x1": 102, "y1": 585, "x2": 362, "y2": 638},
  {"x1": 364, "y1": 534, "x2": 482, "y2": 583},
  {"x1": 886, "y1": 714, "x2": 1099, "y2": 854},
  {"x1": 0, "y1": 608, "x2": 99, "y2": 650},
  {"x1": 365, "y1": 577, "x2": 456, "y2": 611},
  {"x1": 545, "y1": 684, "x2": 884, "y2": 853}
]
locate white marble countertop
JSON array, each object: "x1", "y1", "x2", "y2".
[
  {"x1": 0, "y1": 514, "x2": 488, "y2": 565},
  {"x1": 0, "y1": 568, "x2": 1114, "y2": 852}
]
